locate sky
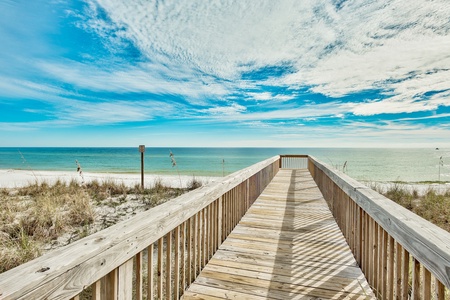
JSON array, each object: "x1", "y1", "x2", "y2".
[{"x1": 0, "y1": 0, "x2": 449, "y2": 148}]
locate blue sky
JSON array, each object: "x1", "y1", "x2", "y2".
[{"x1": 1, "y1": 0, "x2": 449, "y2": 147}]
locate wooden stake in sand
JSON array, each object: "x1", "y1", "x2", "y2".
[{"x1": 139, "y1": 145, "x2": 145, "y2": 188}]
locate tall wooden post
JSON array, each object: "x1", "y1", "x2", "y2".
[{"x1": 139, "y1": 145, "x2": 145, "y2": 189}]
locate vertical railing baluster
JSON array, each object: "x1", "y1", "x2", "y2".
[
  {"x1": 202, "y1": 207, "x2": 206, "y2": 267},
  {"x1": 218, "y1": 196, "x2": 223, "y2": 244},
  {"x1": 395, "y1": 242, "x2": 402, "y2": 299},
  {"x1": 92, "y1": 280, "x2": 101, "y2": 300},
  {"x1": 423, "y1": 268, "x2": 431, "y2": 300},
  {"x1": 197, "y1": 211, "x2": 201, "y2": 275},
  {"x1": 187, "y1": 217, "x2": 192, "y2": 285},
  {"x1": 181, "y1": 222, "x2": 186, "y2": 293},
  {"x1": 373, "y1": 222, "x2": 379, "y2": 297},
  {"x1": 193, "y1": 213, "x2": 198, "y2": 278},
  {"x1": 402, "y1": 248, "x2": 410, "y2": 300},
  {"x1": 118, "y1": 259, "x2": 133, "y2": 300},
  {"x1": 366, "y1": 215, "x2": 371, "y2": 285},
  {"x1": 412, "y1": 257, "x2": 421, "y2": 300},
  {"x1": 435, "y1": 278, "x2": 445, "y2": 300},
  {"x1": 387, "y1": 236, "x2": 394, "y2": 299},
  {"x1": 166, "y1": 231, "x2": 172, "y2": 300},
  {"x1": 148, "y1": 244, "x2": 154, "y2": 300},
  {"x1": 174, "y1": 226, "x2": 180, "y2": 299},
  {"x1": 136, "y1": 251, "x2": 143, "y2": 300},
  {"x1": 157, "y1": 238, "x2": 163, "y2": 299}
]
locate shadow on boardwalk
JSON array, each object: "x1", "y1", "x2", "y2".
[{"x1": 267, "y1": 169, "x2": 374, "y2": 299}]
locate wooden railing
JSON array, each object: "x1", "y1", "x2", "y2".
[
  {"x1": 0, "y1": 156, "x2": 280, "y2": 300},
  {"x1": 307, "y1": 155, "x2": 450, "y2": 300},
  {"x1": 279, "y1": 154, "x2": 308, "y2": 169},
  {"x1": 2, "y1": 155, "x2": 448, "y2": 300}
]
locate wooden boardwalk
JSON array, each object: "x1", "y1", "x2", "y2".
[{"x1": 183, "y1": 169, "x2": 375, "y2": 299}]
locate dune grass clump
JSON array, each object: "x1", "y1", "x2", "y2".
[
  {"x1": 187, "y1": 176, "x2": 203, "y2": 191},
  {"x1": 379, "y1": 184, "x2": 450, "y2": 232},
  {"x1": 414, "y1": 188, "x2": 450, "y2": 232},
  {"x1": 0, "y1": 180, "x2": 94, "y2": 272},
  {"x1": 0, "y1": 176, "x2": 204, "y2": 273},
  {"x1": 383, "y1": 182, "x2": 417, "y2": 210}
]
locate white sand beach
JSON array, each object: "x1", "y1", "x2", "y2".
[
  {"x1": 362, "y1": 181, "x2": 449, "y2": 195},
  {"x1": 0, "y1": 169, "x2": 219, "y2": 189},
  {"x1": 1, "y1": 169, "x2": 448, "y2": 195}
]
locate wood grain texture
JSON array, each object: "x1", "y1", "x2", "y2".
[
  {"x1": 117, "y1": 259, "x2": 133, "y2": 300},
  {"x1": 183, "y1": 169, "x2": 375, "y2": 299},
  {"x1": 309, "y1": 155, "x2": 450, "y2": 289},
  {"x1": 135, "y1": 251, "x2": 143, "y2": 300},
  {"x1": 0, "y1": 157, "x2": 280, "y2": 300}
]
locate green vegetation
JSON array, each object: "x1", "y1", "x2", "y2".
[
  {"x1": 372, "y1": 183, "x2": 450, "y2": 232},
  {"x1": 0, "y1": 178, "x2": 199, "y2": 273}
]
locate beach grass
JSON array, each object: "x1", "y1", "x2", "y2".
[
  {"x1": 371, "y1": 182, "x2": 450, "y2": 232},
  {"x1": 0, "y1": 177, "x2": 198, "y2": 273}
]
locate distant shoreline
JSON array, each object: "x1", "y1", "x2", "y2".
[
  {"x1": 0, "y1": 169, "x2": 220, "y2": 189},
  {"x1": 1, "y1": 169, "x2": 448, "y2": 196}
]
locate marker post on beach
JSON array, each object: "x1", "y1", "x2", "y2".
[{"x1": 139, "y1": 145, "x2": 145, "y2": 188}]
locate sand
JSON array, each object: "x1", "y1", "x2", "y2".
[
  {"x1": 0, "y1": 169, "x2": 219, "y2": 189},
  {"x1": 1, "y1": 169, "x2": 448, "y2": 195}
]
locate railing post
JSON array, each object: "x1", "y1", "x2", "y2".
[
  {"x1": 118, "y1": 259, "x2": 133, "y2": 300},
  {"x1": 218, "y1": 196, "x2": 223, "y2": 244}
]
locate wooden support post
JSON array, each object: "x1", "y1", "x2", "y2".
[
  {"x1": 412, "y1": 257, "x2": 421, "y2": 300},
  {"x1": 139, "y1": 145, "x2": 145, "y2": 189},
  {"x1": 166, "y1": 231, "x2": 172, "y2": 300},
  {"x1": 174, "y1": 226, "x2": 180, "y2": 299},
  {"x1": 118, "y1": 259, "x2": 133, "y2": 300},
  {"x1": 218, "y1": 196, "x2": 223, "y2": 244},
  {"x1": 423, "y1": 268, "x2": 431, "y2": 300},
  {"x1": 136, "y1": 251, "x2": 143, "y2": 300},
  {"x1": 158, "y1": 238, "x2": 163, "y2": 300},
  {"x1": 395, "y1": 242, "x2": 402, "y2": 299},
  {"x1": 181, "y1": 222, "x2": 186, "y2": 293},
  {"x1": 187, "y1": 218, "x2": 192, "y2": 285},
  {"x1": 92, "y1": 280, "x2": 101, "y2": 300},
  {"x1": 402, "y1": 248, "x2": 410, "y2": 300},
  {"x1": 388, "y1": 236, "x2": 395, "y2": 300},
  {"x1": 148, "y1": 244, "x2": 154, "y2": 300},
  {"x1": 435, "y1": 279, "x2": 445, "y2": 300}
]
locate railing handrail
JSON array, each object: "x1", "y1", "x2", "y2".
[
  {"x1": 0, "y1": 156, "x2": 280, "y2": 299},
  {"x1": 308, "y1": 155, "x2": 450, "y2": 289}
]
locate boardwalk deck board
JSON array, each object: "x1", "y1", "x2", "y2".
[{"x1": 183, "y1": 169, "x2": 375, "y2": 299}]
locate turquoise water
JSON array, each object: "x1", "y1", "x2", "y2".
[{"x1": 0, "y1": 147, "x2": 449, "y2": 183}]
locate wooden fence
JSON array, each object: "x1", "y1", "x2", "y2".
[
  {"x1": 1, "y1": 155, "x2": 448, "y2": 300},
  {"x1": 305, "y1": 155, "x2": 450, "y2": 300},
  {"x1": 0, "y1": 156, "x2": 280, "y2": 299}
]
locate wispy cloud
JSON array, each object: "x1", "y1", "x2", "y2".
[
  {"x1": 90, "y1": 0, "x2": 450, "y2": 113},
  {"x1": 1, "y1": 0, "x2": 449, "y2": 146}
]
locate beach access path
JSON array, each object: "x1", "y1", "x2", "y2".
[{"x1": 183, "y1": 169, "x2": 375, "y2": 299}]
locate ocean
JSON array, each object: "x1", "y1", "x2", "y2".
[{"x1": 0, "y1": 147, "x2": 449, "y2": 183}]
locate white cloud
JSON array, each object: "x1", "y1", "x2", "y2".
[
  {"x1": 89, "y1": 0, "x2": 450, "y2": 115},
  {"x1": 201, "y1": 103, "x2": 247, "y2": 116},
  {"x1": 37, "y1": 60, "x2": 230, "y2": 103},
  {"x1": 199, "y1": 101, "x2": 354, "y2": 122},
  {"x1": 246, "y1": 92, "x2": 295, "y2": 101}
]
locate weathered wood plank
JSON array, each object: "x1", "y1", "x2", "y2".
[
  {"x1": 0, "y1": 156, "x2": 280, "y2": 300},
  {"x1": 184, "y1": 169, "x2": 375, "y2": 299},
  {"x1": 309, "y1": 156, "x2": 450, "y2": 289},
  {"x1": 92, "y1": 280, "x2": 101, "y2": 300},
  {"x1": 147, "y1": 244, "x2": 154, "y2": 300},
  {"x1": 117, "y1": 259, "x2": 133, "y2": 300},
  {"x1": 135, "y1": 251, "x2": 143, "y2": 300}
]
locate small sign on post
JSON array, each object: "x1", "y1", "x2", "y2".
[{"x1": 139, "y1": 145, "x2": 145, "y2": 188}]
